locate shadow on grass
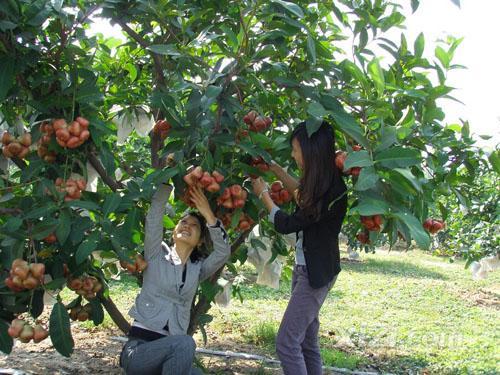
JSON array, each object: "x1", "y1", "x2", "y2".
[{"x1": 342, "y1": 258, "x2": 448, "y2": 280}]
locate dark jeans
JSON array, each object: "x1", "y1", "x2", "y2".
[
  {"x1": 276, "y1": 265, "x2": 337, "y2": 375},
  {"x1": 120, "y1": 334, "x2": 203, "y2": 375}
]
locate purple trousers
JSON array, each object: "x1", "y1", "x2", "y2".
[{"x1": 276, "y1": 265, "x2": 337, "y2": 375}]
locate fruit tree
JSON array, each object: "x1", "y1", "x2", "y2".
[{"x1": 0, "y1": 0, "x2": 486, "y2": 357}]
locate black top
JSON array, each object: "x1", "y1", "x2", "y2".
[{"x1": 274, "y1": 176, "x2": 348, "y2": 289}]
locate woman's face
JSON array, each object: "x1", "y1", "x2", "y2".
[
  {"x1": 172, "y1": 215, "x2": 202, "y2": 249},
  {"x1": 291, "y1": 137, "x2": 304, "y2": 170}
]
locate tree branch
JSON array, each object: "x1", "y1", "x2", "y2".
[
  {"x1": 87, "y1": 150, "x2": 124, "y2": 191},
  {"x1": 0, "y1": 208, "x2": 22, "y2": 215},
  {"x1": 150, "y1": 132, "x2": 166, "y2": 169},
  {"x1": 98, "y1": 293, "x2": 130, "y2": 334},
  {"x1": 114, "y1": 19, "x2": 166, "y2": 86}
]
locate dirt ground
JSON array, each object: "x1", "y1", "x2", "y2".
[{"x1": 0, "y1": 324, "x2": 286, "y2": 375}]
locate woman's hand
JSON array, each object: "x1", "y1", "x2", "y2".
[
  {"x1": 251, "y1": 177, "x2": 268, "y2": 197},
  {"x1": 189, "y1": 186, "x2": 217, "y2": 225}
]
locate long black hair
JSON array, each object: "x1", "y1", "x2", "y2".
[{"x1": 291, "y1": 121, "x2": 341, "y2": 221}]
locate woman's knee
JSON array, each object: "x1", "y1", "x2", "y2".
[
  {"x1": 178, "y1": 334, "x2": 196, "y2": 354},
  {"x1": 276, "y1": 327, "x2": 293, "y2": 356}
]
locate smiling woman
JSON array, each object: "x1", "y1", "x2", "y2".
[{"x1": 120, "y1": 183, "x2": 230, "y2": 375}]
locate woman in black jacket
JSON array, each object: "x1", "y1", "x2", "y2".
[{"x1": 252, "y1": 121, "x2": 347, "y2": 375}]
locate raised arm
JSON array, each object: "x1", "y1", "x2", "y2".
[
  {"x1": 189, "y1": 186, "x2": 230, "y2": 281},
  {"x1": 269, "y1": 161, "x2": 299, "y2": 194},
  {"x1": 144, "y1": 184, "x2": 173, "y2": 261},
  {"x1": 199, "y1": 221, "x2": 230, "y2": 281}
]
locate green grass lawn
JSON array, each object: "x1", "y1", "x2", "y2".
[
  {"x1": 86, "y1": 249, "x2": 499, "y2": 374},
  {"x1": 207, "y1": 249, "x2": 500, "y2": 374}
]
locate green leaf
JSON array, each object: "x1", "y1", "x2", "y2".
[
  {"x1": 75, "y1": 232, "x2": 100, "y2": 264},
  {"x1": 375, "y1": 147, "x2": 421, "y2": 168},
  {"x1": 205, "y1": 86, "x2": 223, "y2": 98},
  {"x1": 368, "y1": 58, "x2": 385, "y2": 97},
  {"x1": 23, "y1": 204, "x2": 58, "y2": 219},
  {"x1": 89, "y1": 299, "x2": 104, "y2": 325},
  {"x1": 393, "y1": 211, "x2": 430, "y2": 249},
  {"x1": 488, "y1": 150, "x2": 500, "y2": 174},
  {"x1": 414, "y1": 32, "x2": 425, "y2": 58},
  {"x1": 307, "y1": 101, "x2": 327, "y2": 118},
  {"x1": 0, "y1": 320, "x2": 13, "y2": 355},
  {"x1": 306, "y1": 34, "x2": 316, "y2": 64},
  {"x1": 350, "y1": 197, "x2": 389, "y2": 216},
  {"x1": 375, "y1": 126, "x2": 398, "y2": 152},
  {"x1": 344, "y1": 150, "x2": 373, "y2": 169},
  {"x1": 435, "y1": 46, "x2": 450, "y2": 69},
  {"x1": 49, "y1": 302, "x2": 74, "y2": 357},
  {"x1": 29, "y1": 289, "x2": 45, "y2": 319},
  {"x1": 270, "y1": 0, "x2": 304, "y2": 18},
  {"x1": 354, "y1": 167, "x2": 379, "y2": 191},
  {"x1": 411, "y1": 0, "x2": 420, "y2": 12},
  {"x1": 56, "y1": 209, "x2": 71, "y2": 244},
  {"x1": 3, "y1": 217, "x2": 23, "y2": 232},
  {"x1": 163, "y1": 215, "x2": 176, "y2": 229},
  {"x1": 43, "y1": 277, "x2": 68, "y2": 291},
  {"x1": 124, "y1": 63, "x2": 137, "y2": 81},
  {"x1": 65, "y1": 200, "x2": 100, "y2": 211},
  {"x1": 320, "y1": 95, "x2": 367, "y2": 147},
  {"x1": 392, "y1": 168, "x2": 423, "y2": 193},
  {"x1": 0, "y1": 20, "x2": 17, "y2": 31},
  {"x1": 32, "y1": 221, "x2": 58, "y2": 240},
  {"x1": 100, "y1": 147, "x2": 116, "y2": 175},
  {"x1": 305, "y1": 117, "x2": 323, "y2": 137},
  {"x1": 102, "y1": 193, "x2": 122, "y2": 217},
  {"x1": 147, "y1": 44, "x2": 181, "y2": 56},
  {"x1": 0, "y1": 57, "x2": 14, "y2": 101}
]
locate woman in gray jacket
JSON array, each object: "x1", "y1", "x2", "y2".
[{"x1": 120, "y1": 184, "x2": 231, "y2": 375}]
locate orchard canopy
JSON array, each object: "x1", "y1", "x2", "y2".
[{"x1": 0, "y1": 0, "x2": 498, "y2": 357}]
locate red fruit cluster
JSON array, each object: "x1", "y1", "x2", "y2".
[
  {"x1": 67, "y1": 276, "x2": 102, "y2": 299},
  {"x1": 52, "y1": 117, "x2": 90, "y2": 149},
  {"x1": 5, "y1": 259, "x2": 45, "y2": 292},
  {"x1": 356, "y1": 231, "x2": 370, "y2": 244},
  {"x1": 153, "y1": 119, "x2": 171, "y2": 140},
  {"x1": 220, "y1": 212, "x2": 254, "y2": 231},
  {"x1": 37, "y1": 122, "x2": 57, "y2": 163},
  {"x1": 55, "y1": 177, "x2": 86, "y2": 201},
  {"x1": 243, "y1": 110, "x2": 272, "y2": 132},
  {"x1": 423, "y1": 218, "x2": 445, "y2": 234},
  {"x1": 69, "y1": 303, "x2": 93, "y2": 322},
  {"x1": 120, "y1": 254, "x2": 148, "y2": 273},
  {"x1": 217, "y1": 184, "x2": 248, "y2": 209},
  {"x1": 1, "y1": 132, "x2": 31, "y2": 159},
  {"x1": 8, "y1": 319, "x2": 48, "y2": 343},
  {"x1": 269, "y1": 181, "x2": 292, "y2": 205},
  {"x1": 183, "y1": 166, "x2": 224, "y2": 193},
  {"x1": 249, "y1": 156, "x2": 270, "y2": 177},
  {"x1": 361, "y1": 215, "x2": 383, "y2": 232}
]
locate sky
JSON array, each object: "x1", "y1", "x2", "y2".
[
  {"x1": 401, "y1": 0, "x2": 499, "y2": 148},
  {"x1": 89, "y1": 0, "x2": 499, "y2": 149}
]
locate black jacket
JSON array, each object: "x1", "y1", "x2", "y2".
[{"x1": 274, "y1": 177, "x2": 348, "y2": 289}]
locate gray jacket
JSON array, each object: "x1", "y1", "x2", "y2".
[{"x1": 128, "y1": 184, "x2": 230, "y2": 335}]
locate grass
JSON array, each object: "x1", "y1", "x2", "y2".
[
  {"x1": 66, "y1": 250, "x2": 499, "y2": 374},
  {"x1": 207, "y1": 249, "x2": 500, "y2": 374}
]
